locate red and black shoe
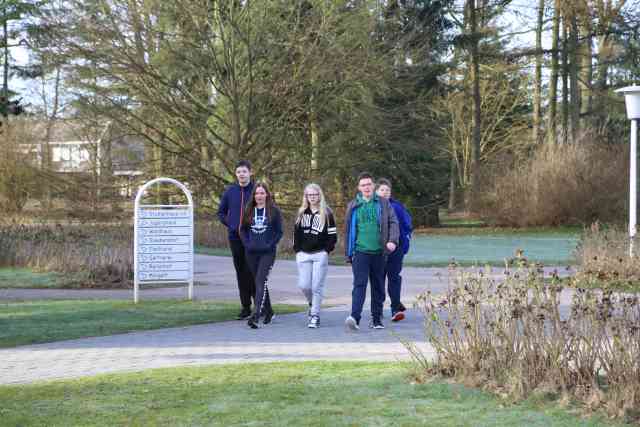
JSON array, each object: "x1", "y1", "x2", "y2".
[{"x1": 391, "y1": 312, "x2": 405, "y2": 322}]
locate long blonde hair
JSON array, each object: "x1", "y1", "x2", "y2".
[{"x1": 296, "y1": 183, "x2": 328, "y2": 230}]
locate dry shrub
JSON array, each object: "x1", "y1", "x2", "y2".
[
  {"x1": 194, "y1": 220, "x2": 230, "y2": 249},
  {"x1": 574, "y1": 222, "x2": 640, "y2": 288},
  {"x1": 413, "y1": 259, "x2": 640, "y2": 421},
  {"x1": 477, "y1": 142, "x2": 628, "y2": 226},
  {"x1": 0, "y1": 220, "x2": 133, "y2": 288}
]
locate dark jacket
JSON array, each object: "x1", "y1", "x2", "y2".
[
  {"x1": 344, "y1": 194, "x2": 399, "y2": 261},
  {"x1": 217, "y1": 182, "x2": 254, "y2": 240},
  {"x1": 389, "y1": 198, "x2": 413, "y2": 255},
  {"x1": 240, "y1": 205, "x2": 283, "y2": 253},
  {"x1": 293, "y1": 207, "x2": 338, "y2": 254}
]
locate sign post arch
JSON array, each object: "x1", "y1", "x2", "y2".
[{"x1": 134, "y1": 177, "x2": 194, "y2": 303}]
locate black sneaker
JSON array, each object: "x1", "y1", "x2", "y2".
[
  {"x1": 237, "y1": 307, "x2": 252, "y2": 320},
  {"x1": 371, "y1": 318, "x2": 385, "y2": 329},
  {"x1": 247, "y1": 318, "x2": 259, "y2": 329},
  {"x1": 263, "y1": 310, "x2": 275, "y2": 325},
  {"x1": 397, "y1": 302, "x2": 407, "y2": 312}
]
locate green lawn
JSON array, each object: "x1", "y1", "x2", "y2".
[
  {"x1": 0, "y1": 267, "x2": 64, "y2": 289},
  {"x1": 0, "y1": 362, "x2": 622, "y2": 426},
  {"x1": 196, "y1": 226, "x2": 581, "y2": 267},
  {"x1": 424, "y1": 225, "x2": 583, "y2": 236},
  {"x1": 0, "y1": 299, "x2": 304, "y2": 348}
]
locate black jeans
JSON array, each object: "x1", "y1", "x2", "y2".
[
  {"x1": 385, "y1": 250, "x2": 405, "y2": 314},
  {"x1": 245, "y1": 250, "x2": 275, "y2": 321},
  {"x1": 229, "y1": 238, "x2": 256, "y2": 309}
]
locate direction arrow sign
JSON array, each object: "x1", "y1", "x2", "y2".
[
  {"x1": 138, "y1": 209, "x2": 191, "y2": 219},
  {"x1": 139, "y1": 235, "x2": 192, "y2": 245},
  {"x1": 137, "y1": 244, "x2": 191, "y2": 254},
  {"x1": 138, "y1": 253, "x2": 192, "y2": 263},
  {"x1": 139, "y1": 271, "x2": 191, "y2": 282},
  {"x1": 139, "y1": 261, "x2": 191, "y2": 272},
  {"x1": 137, "y1": 218, "x2": 192, "y2": 228},
  {"x1": 138, "y1": 227, "x2": 191, "y2": 237}
]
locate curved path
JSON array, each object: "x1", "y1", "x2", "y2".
[{"x1": 0, "y1": 255, "x2": 575, "y2": 385}]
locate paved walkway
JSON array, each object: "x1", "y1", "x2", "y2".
[
  {"x1": 0, "y1": 254, "x2": 575, "y2": 305},
  {"x1": 0, "y1": 307, "x2": 433, "y2": 385},
  {"x1": 0, "y1": 255, "x2": 575, "y2": 385}
]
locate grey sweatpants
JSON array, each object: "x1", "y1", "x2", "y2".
[{"x1": 296, "y1": 251, "x2": 329, "y2": 316}]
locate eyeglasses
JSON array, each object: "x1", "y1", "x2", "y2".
[{"x1": 305, "y1": 193, "x2": 320, "y2": 197}]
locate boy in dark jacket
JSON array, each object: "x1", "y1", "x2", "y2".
[
  {"x1": 344, "y1": 173, "x2": 399, "y2": 330},
  {"x1": 217, "y1": 160, "x2": 256, "y2": 320},
  {"x1": 376, "y1": 178, "x2": 413, "y2": 321}
]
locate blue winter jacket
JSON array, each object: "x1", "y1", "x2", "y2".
[
  {"x1": 389, "y1": 198, "x2": 413, "y2": 255},
  {"x1": 344, "y1": 194, "x2": 399, "y2": 260},
  {"x1": 217, "y1": 182, "x2": 254, "y2": 240}
]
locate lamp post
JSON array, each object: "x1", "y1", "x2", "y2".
[{"x1": 616, "y1": 86, "x2": 640, "y2": 257}]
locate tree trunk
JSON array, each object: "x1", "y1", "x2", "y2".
[
  {"x1": 579, "y1": 27, "x2": 593, "y2": 128},
  {"x1": 594, "y1": 33, "x2": 611, "y2": 129},
  {"x1": 467, "y1": 0, "x2": 481, "y2": 210},
  {"x1": 2, "y1": 18, "x2": 8, "y2": 122},
  {"x1": 561, "y1": 19, "x2": 569, "y2": 145},
  {"x1": 547, "y1": 0, "x2": 560, "y2": 145},
  {"x1": 310, "y1": 99, "x2": 319, "y2": 180},
  {"x1": 569, "y1": 15, "x2": 580, "y2": 143},
  {"x1": 533, "y1": 0, "x2": 545, "y2": 144},
  {"x1": 42, "y1": 68, "x2": 62, "y2": 210},
  {"x1": 448, "y1": 156, "x2": 457, "y2": 211}
]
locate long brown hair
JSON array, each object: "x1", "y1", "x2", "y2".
[{"x1": 242, "y1": 182, "x2": 275, "y2": 227}]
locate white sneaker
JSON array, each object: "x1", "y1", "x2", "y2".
[
  {"x1": 345, "y1": 315, "x2": 360, "y2": 331},
  {"x1": 308, "y1": 315, "x2": 320, "y2": 329}
]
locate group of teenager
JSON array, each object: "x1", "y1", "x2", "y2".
[{"x1": 217, "y1": 160, "x2": 413, "y2": 331}]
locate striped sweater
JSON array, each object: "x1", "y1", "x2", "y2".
[{"x1": 293, "y1": 208, "x2": 337, "y2": 253}]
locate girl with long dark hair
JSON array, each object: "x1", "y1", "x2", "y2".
[{"x1": 239, "y1": 182, "x2": 283, "y2": 329}]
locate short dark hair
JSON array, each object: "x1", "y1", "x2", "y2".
[
  {"x1": 235, "y1": 160, "x2": 252, "y2": 171},
  {"x1": 376, "y1": 178, "x2": 391, "y2": 190},
  {"x1": 356, "y1": 172, "x2": 374, "y2": 185}
]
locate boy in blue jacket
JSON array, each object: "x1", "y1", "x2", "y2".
[
  {"x1": 344, "y1": 173, "x2": 400, "y2": 331},
  {"x1": 376, "y1": 178, "x2": 413, "y2": 322},
  {"x1": 217, "y1": 160, "x2": 256, "y2": 320}
]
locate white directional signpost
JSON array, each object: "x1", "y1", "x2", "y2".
[{"x1": 134, "y1": 177, "x2": 194, "y2": 303}]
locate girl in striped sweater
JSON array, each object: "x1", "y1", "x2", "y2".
[{"x1": 293, "y1": 183, "x2": 337, "y2": 328}]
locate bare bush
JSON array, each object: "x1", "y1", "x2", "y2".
[
  {"x1": 574, "y1": 222, "x2": 640, "y2": 288},
  {"x1": 413, "y1": 260, "x2": 640, "y2": 421},
  {"x1": 476, "y1": 142, "x2": 628, "y2": 226},
  {"x1": 0, "y1": 220, "x2": 133, "y2": 288},
  {"x1": 194, "y1": 220, "x2": 230, "y2": 249}
]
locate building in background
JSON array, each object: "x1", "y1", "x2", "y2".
[{"x1": 21, "y1": 120, "x2": 146, "y2": 198}]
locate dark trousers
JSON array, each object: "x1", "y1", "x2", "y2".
[
  {"x1": 246, "y1": 250, "x2": 275, "y2": 321},
  {"x1": 350, "y1": 251, "x2": 386, "y2": 323},
  {"x1": 385, "y1": 250, "x2": 404, "y2": 314},
  {"x1": 229, "y1": 238, "x2": 256, "y2": 309}
]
